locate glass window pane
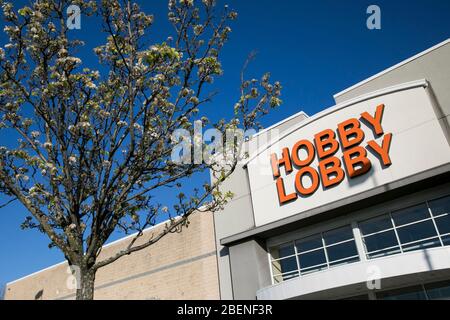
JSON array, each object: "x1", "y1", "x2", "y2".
[
  {"x1": 424, "y1": 280, "x2": 450, "y2": 300},
  {"x1": 391, "y1": 203, "x2": 430, "y2": 226},
  {"x1": 367, "y1": 247, "x2": 401, "y2": 259},
  {"x1": 296, "y1": 234, "x2": 323, "y2": 253},
  {"x1": 278, "y1": 256, "x2": 298, "y2": 274},
  {"x1": 298, "y1": 249, "x2": 327, "y2": 270},
  {"x1": 435, "y1": 214, "x2": 450, "y2": 235},
  {"x1": 402, "y1": 237, "x2": 441, "y2": 252},
  {"x1": 396, "y1": 220, "x2": 438, "y2": 244},
  {"x1": 326, "y1": 241, "x2": 358, "y2": 263},
  {"x1": 279, "y1": 243, "x2": 295, "y2": 258},
  {"x1": 429, "y1": 196, "x2": 450, "y2": 216},
  {"x1": 442, "y1": 234, "x2": 450, "y2": 246},
  {"x1": 323, "y1": 225, "x2": 354, "y2": 245},
  {"x1": 271, "y1": 243, "x2": 294, "y2": 260},
  {"x1": 359, "y1": 214, "x2": 393, "y2": 235},
  {"x1": 363, "y1": 230, "x2": 399, "y2": 253},
  {"x1": 376, "y1": 285, "x2": 427, "y2": 300}
]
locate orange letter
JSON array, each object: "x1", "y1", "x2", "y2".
[
  {"x1": 367, "y1": 133, "x2": 393, "y2": 166},
  {"x1": 276, "y1": 177, "x2": 297, "y2": 204},
  {"x1": 271, "y1": 147, "x2": 293, "y2": 177},
  {"x1": 295, "y1": 167, "x2": 320, "y2": 196},
  {"x1": 361, "y1": 104, "x2": 385, "y2": 136},
  {"x1": 314, "y1": 129, "x2": 339, "y2": 159},
  {"x1": 337, "y1": 118, "x2": 365, "y2": 149},
  {"x1": 318, "y1": 156, "x2": 345, "y2": 188},
  {"x1": 292, "y1": 139, "x2": 315, "y2": 167},
  {"x1": 343, "y1": 146, "x2": 372, "y2": 178}
]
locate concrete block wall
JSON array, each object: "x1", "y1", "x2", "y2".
[{"x1": 5, "y1": 211, "x2": 219, "y2": 300}]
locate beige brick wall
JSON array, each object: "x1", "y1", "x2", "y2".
[{"x1": 4, "y1": 211, "x2": 220, "y2": 300}]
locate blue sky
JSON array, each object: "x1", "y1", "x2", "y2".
[{"x1": 1, "y1": 0, "x2": 449, "y2": 286}]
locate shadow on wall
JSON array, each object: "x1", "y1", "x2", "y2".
[
  {"x1": 423, "y1": 249, "x2": 434, "y2": 271},
  {"x1": 35, "y1": 289, "x2": 44, "y2": 300}
]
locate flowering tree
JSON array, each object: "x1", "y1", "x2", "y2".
[{"x1": 0, "y1": 0, "x2": 282, "y2": 300}]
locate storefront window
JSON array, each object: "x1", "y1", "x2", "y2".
[
  {"x1": 359, "y1": 196, "x2": 450, "y2": 259},
  {"x1": 376, "y1": 285, "x2": 427, "y2": 300},
  {"x1": 269, "y1": 195, "x2": 450, "y2": 285},
  {"x1": 377, "y1": 280, "x2": 450, "y2": 300},
  {"x1": 270, "y1": 243, "x2": 299, "y2": 283},
  {"x1": 424, "y1": 280, "x2": 450, "y2": 300},
  {"x1": 296, "y1": 234, "x2": 327, "y2": 274},
  {"x1": 270, "y1": 225, "x2": 359, "y2": 282},
  {"x1": 323, "y1": 226, "x2": 359, "y2": 267},
  {"x1": 392, "y1": 204, "x2": 441, "y2": 252}
]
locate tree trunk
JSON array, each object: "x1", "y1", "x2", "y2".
[{"x1": 76, "y1": 268, "x2": 96, "y2": 300}]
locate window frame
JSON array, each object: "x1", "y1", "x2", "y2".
[
  {"x1": 359, "y1": 199, "x2": 450, "y2": 259},
  {"x1": 267, "y1": 192, "x2": 450, "y2": 285},
  {"x1": 269, "y1": 224, "x2": 360, "y2": 284}
]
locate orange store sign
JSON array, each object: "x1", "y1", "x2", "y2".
[{"x1": 270, "y1": 104, "x2": 393, "y2": 205}]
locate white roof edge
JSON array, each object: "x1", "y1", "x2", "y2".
[
  {"x1": 242, "y1": 79, "x2": 429, "y2": 167},
  {"x1": 6, "y1": 260, "x2": 69, "y2": 287},
  {"x1": 6, "y1": 207, "x2": 209, "y2": 286},
  {"x1": 251, "y1": 110, "x2": 309, "y2": 139},
  {"x1": 333, "y1": 38, "x2": 450, "y2": 100}
]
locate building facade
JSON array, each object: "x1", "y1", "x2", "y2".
[
  {"x1": 5, "y1": 39, "x2": 450, "y2": 300},
  {"x1": 5, "y1": 211, "x2": 219, "y2": 300},
  {"x1": 215, "y1": 38, "x2": 450, "y2": 300}
]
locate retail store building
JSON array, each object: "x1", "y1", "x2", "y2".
[{"x1": 5, "y1": 39, "x2": 450, "y2": 300}]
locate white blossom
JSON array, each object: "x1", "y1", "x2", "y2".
[
  {"x1": 98, "y1": 110, "x2": 110, "y2": 118},
  {"x1": 58, "y1": 48, "x2": 68, "y2": 57},
  {"x1": 57, "y1": 56, "x2": 82, "y2": 65},
  {"x1": 29, "y1": 186, "x2": 38, "y2": 195},
  {"x1": 180, "y1": 0, "x2": 194, "y2": 6},
  {"x1": 68, "y1": 156, "x2": 77, "y2": 164},
  {"x1": 77, "y1": 121, "x2": 91, "y2": 129},
  {"x1": 133, "y1": 123, "x2": 143, "y2": 132},
  {"x1": 86, "y1": 82, "x2": 97, "y2": 89}
]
